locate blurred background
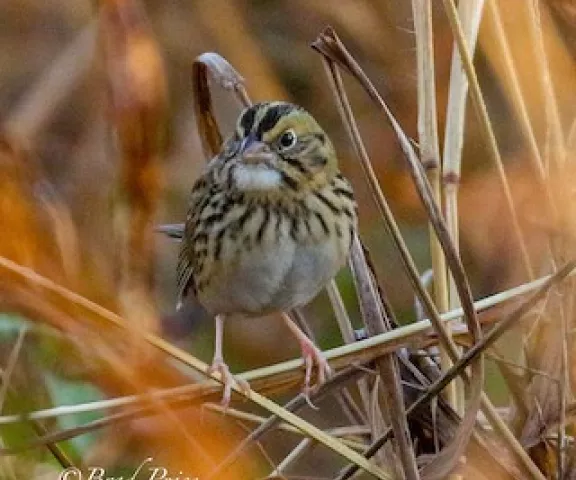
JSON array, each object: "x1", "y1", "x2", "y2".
[{"x1": 2, "y1": 0, "x2": 576, "y2": 477}]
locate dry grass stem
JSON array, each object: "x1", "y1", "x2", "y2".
[
  {"x1": 411, "y1": 0, "x2": 456, "y2": 415},
  {"x1": 441, "y1": 0, "x2": 534, "y2": 278},
  {"x1": 525, "y1": 0, "x2": 565, "y2": 168},
  {"x1": 442, "y1": 0, "x2": 486, "y2": 417}
]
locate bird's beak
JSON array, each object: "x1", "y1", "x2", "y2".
[{"x1": 240, "y1": 135, "x2": 275, "y2": 165}]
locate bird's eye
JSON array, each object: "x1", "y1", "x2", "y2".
[{"x1": 279, "y1": 129, "x2": 297, "y2": 149}]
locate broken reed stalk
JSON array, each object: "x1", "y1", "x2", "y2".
[
  {"x1": 317, "y1": 56, "x2": 453, "y2": 356},
  {"x1": 321, "y1": 53, "x2": 459, "y2": 474},
  {"x1": 441, "y1": 0, "x2": 535, "y2": 279},
  {"x1": 442, "y1": 0, "x2": 485, "y2": 417},
  {"x1": 411, "y1": 0, "x2": 456, "y2": 415},
  {"x1": 313, "y1": 28, "x2": 481, "y2": 366}
]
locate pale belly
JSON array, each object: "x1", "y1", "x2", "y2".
[{"x1": 197, "y1": 234, "x2": 345, "y2": 316}]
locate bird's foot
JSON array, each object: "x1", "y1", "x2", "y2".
[
  {"x1": 207, "y1": 357, "x2": 250, "y2": 408},
  {"x1": 298, "y1": 337, "x2": 332, "y2": 408}
]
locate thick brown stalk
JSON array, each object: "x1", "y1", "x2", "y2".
[{"x1": 349, "y1": 235, "x2": 420, "y2": 480}]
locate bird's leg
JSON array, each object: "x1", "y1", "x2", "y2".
[
  {"x1": 281, "y1": 312, "x2": 331, "y2": 398},
  {"x1": 207, "y1": 314, "x2": 249, "y2": 407}
]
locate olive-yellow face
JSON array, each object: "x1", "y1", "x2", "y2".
[{"x1": 222, "y1": 102, "x2": 338, "y2": 193}]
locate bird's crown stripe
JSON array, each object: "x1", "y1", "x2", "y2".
[
  {"x1": 255, "y1": 103, "x2": 294, "y2": 139},
  {"x1": 238, "y1": 102, "x2": 300, "y2": 139}
]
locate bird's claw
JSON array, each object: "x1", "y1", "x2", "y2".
[
  {"x1": 299, "y1": 337, "x2": 332, "y2": 407},
  {"x1": 207, "y1": 358, "x2": 250, "y2": 408}
]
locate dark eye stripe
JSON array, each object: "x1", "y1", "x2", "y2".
[
  {"x1": 256, "y1": 103, "x2": 295, "y2": 139},
  {"x1": 283, "y1": 156, "x2": 309, "y2": 175}
]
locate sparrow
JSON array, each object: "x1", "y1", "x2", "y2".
[{"x1": 174, "y1": 101, "x2": 357, "y2": 405}]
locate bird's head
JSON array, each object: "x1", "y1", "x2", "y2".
[{"x1": 220, "y1": 102, "x2": 338, "y2": 194}]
